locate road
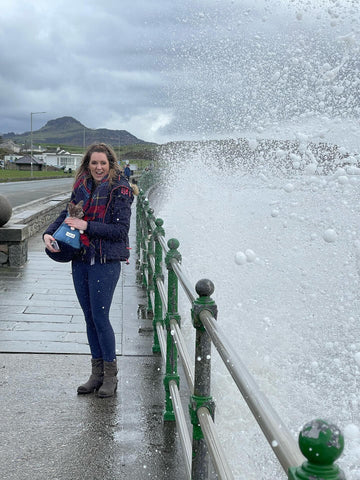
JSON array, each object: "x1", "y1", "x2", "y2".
[{"x1": 0, "y1": 178, "x2": 74, "y2": 208}]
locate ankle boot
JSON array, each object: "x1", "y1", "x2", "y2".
[
  {"x1": 97, "y1": 359, "x2": 118, "y2": 398},
  {"x1": 77, "y1": 358, "x2": 104, "y2": 394}
]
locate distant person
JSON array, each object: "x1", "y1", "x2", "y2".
[
  {"x1": 43, "y1": 143, "x2": 134, "y2": 398},
  {"x1": 124, "y1": 163, "x2": 131, "y2": 180}
]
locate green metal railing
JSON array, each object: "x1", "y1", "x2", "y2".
[{"x1": 136, "y1": 189, "x2": 346, "y2": 480}]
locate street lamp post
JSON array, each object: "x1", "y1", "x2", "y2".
[{"x1": 30, "y1": 111, "x2": 46, "y2": 177}]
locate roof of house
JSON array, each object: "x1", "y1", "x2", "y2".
[{"x1": 15, "y1": 155, "x2": 46, "y2": 165}]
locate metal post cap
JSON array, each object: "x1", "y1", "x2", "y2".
[
  {"x1": 167, "y1": 238, "x2": 180, "y2": 250},
  {"x1": 299, "y1": 419, "x2": 344, "y2": 466},
  {"x1": 195, "y1": 279, "x2": 215, "y2": 297}
]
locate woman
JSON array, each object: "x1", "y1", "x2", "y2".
[{"x1": 44, "y1": 143, "x2": 134, "y2": 398}]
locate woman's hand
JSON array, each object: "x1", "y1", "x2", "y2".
[
  {"x1": 44, "y1": 234, "x2": 60, "y2": 252},
  {"x1": 64, "y1": 217, "x2": 88, "y2": 231}
]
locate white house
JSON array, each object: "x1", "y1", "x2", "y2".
[
  {"x1": 4, "y1": 154, "x2": 24, "y2": 163},
  {"x1": 41, "y1": 150, "x2": 82, "y2": 169},
  {"x1": 4, "y1": 150, "x2": 82, "y2": 170}
]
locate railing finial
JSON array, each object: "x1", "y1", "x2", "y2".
[
  {"x1": 155, "y1": 217, "x2": 164, "y2": 227},
  {"x1": 289, "y1": 419, "x2": 345, "y2": 480},
  {"x1": 195, "y1": 278, "x2": 215, "y2": 297},
  {"x1": 167, "y1": 238, "x2": 180, "y2": 250}
]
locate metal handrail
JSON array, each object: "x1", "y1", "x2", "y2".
[
  {"x1": 157, "y1": 237, "x2": 303, "y2": 472},
  {"x1": 158, "y1": 234, "x2": 168, "y2": 253},
  {"x1": 170, "y1": 319, "x2": 194, "y2": 392},
  {"x1": 199, "y1": 309, "x2": 304, "y2": 472},
  {"x1": 197, "y1": 407, "x2": 234, "y2": 480},
  {"x1": 149, "y1": 254, "x2": 155, "y2": 272},
  {"x1": 156, "y1": 322, "x2": 167, "y2": 363},
  {"x1": 149, "y1": 290, "x2": 155, "y2": 311},
  {"x1": 169, "y1": 379, "x2": 192, "y2": 478},
  {"x1": 137, "y1": 190, "x2": 346, "y2": 480},
  {"x1": 156, "y1": 276, "x2": 167, "y2": 311},
  {"x1": 170, "y1": 258, "x2": 196, "y2": 303}
]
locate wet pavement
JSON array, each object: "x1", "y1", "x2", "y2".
[{"x1": 0, "y1": 203, "x2": 188, "y2": 480}]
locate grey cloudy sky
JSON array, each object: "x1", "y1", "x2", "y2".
[{"x1": 1, "y1": 0, "x2": 358, "y2": 144}]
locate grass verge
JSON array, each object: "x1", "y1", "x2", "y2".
[{"x1": 0, "y1": 170, "x2": 74, "y2": 182}]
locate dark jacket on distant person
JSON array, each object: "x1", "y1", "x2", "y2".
[{"x1": 124, "y1": 166, "x2": 131, "y2": 179}]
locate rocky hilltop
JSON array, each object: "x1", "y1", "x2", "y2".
[{"x1": 3, "y1": 116, "x2": 146, "y2": 146}]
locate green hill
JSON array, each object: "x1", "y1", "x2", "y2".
[{"x1": 3, "y1": 116, "x2": 148, "y2": 147}]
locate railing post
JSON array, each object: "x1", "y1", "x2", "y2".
[
  {"x1": 136, "y1": 190, "x2": 143, "y2": 256},
  {"x1": 139, "y1": 197, "x2": 149, "y2": 289},
  {"x1": 190, "y1": 279, "x2": 217, "y2": 480},
  {"x1": 146, "y1": 207, "x2": 155, "y2": 314},
  {"x1": 152, "y1": 218, "x2": 164, "y2": 354},
  {"x1": 163, "y1": 238, "x2": 182, "y2": 421},
  {"x1": 288, "y1": 419, "x2": 345, "y2": 480}
]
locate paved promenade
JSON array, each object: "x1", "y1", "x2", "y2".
[{"x1": 0, "y1": 203, "x2": 187, "y2": 480}]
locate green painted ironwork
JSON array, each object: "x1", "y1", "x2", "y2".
[
  {"x1": 136, "y1": 191, "x2": 143, "y2": 256},
  {"x1": 190, "y1": 279, "x2": 217, "y2": 479},
  {"x1": 137, "y1": 193, "x2": 149, "y2": 289},
  {"x1": 164, "y1": 238, "x2": 182, "y2": 421},
  {"x1": 288, "y1": 419, "x2": 345, "y2": 480},
  {"x1": 136, "y1": 191, "x2": 347, "y2": 480},
  {"x1": 147, "y1": 219, "x2": 155, "y2": 315},
  {"x1": 152, "y1": 218, "x2": 164, "y2": 354}
]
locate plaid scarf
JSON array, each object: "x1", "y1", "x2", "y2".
[{"x1": 72, "y1": 174, "x2": 112, "y2": 258}]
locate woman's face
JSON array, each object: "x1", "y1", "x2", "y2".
[{"x1": 88, "y1": 152, "x2": 110, "y2": 182}]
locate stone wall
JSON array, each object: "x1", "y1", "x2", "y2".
[{"x1": 0, "y1": 225, "x2": 29, "y2": 267}]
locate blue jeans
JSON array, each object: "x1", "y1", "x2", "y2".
[{"x1": 72, "y1": 260, "x2": 121, "y2": 362}]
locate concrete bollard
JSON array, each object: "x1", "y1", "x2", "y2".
[{"x1": 0, "y1": 195, "x2": 12, "y2": 226}]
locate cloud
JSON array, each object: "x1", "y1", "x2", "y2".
[{"x1": 0, "y1": 0, "x2": 358, "y2": 144}]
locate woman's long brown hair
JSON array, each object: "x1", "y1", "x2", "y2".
[{"x1": 74, "y1": 143, "x2": 121, "y2": 185}]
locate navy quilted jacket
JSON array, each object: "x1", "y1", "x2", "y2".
[{"x1": 44, "y1": 176, "x2": 134, "y2": 262}]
